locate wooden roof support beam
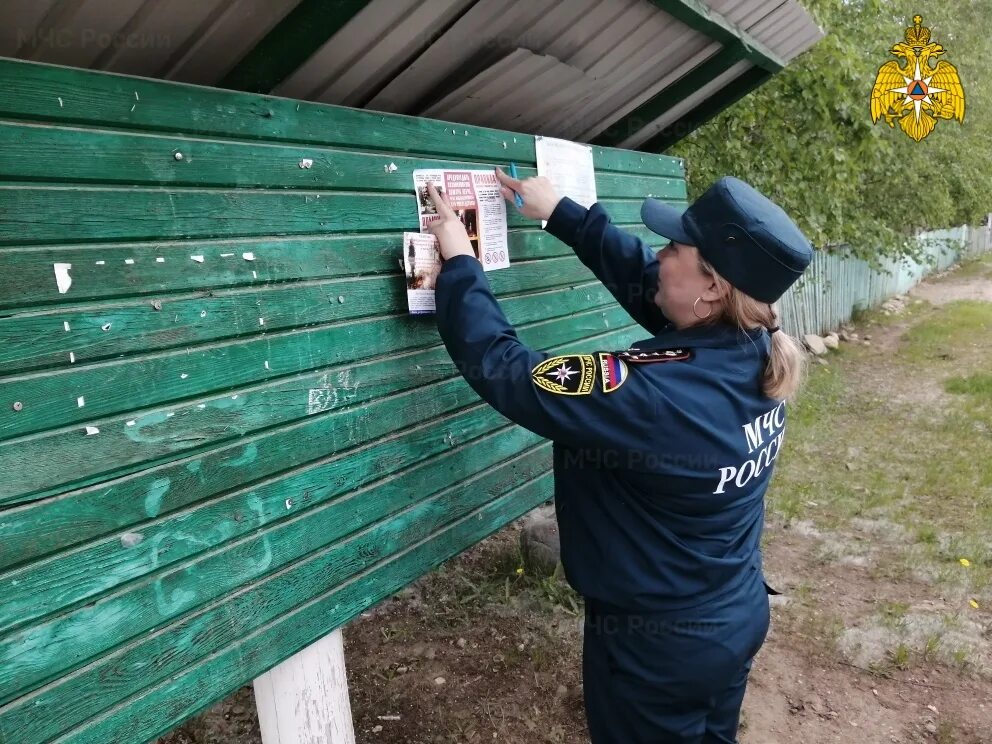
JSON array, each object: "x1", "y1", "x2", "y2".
[
  {"x1": 640, "y1": 65, "x2": 773, "y2": 153},
  {"x1": 648, "y1": 0, "x2": 785, "y2": 73},
  {"x1": 592, "y1": 0, "x2": 785, "y2": 149},
  {"x1": 220, "y1": 0, "x2": 371, "y2": 93}
]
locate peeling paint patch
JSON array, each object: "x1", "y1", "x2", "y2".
[
  {"x1": 242, "y1": 252, "x2": 255, "y2": 261},
  {"x1": 53, "y1": 263, "x2": 72, "y2": 294},
  {"x1": 120, "y1": 532, "x2": 144, "y2": 548},
  {"x1": 77, "y1": 396, "x2": 85, "y2": 408},
  {"x1": 95, "y1": 260, "x2": 105, "y2": 266},
  {"x1": 190, "y1": 255, "x2": 205, "y2": 263},
  {"x1": 156, "y1": 257, "x2": 165, "y2": 263},
  {"x1": 63, "y1": 321, "x2": 70, "y2": 332},
  {"x1": 85, "y1": 426, "x2": 99, "y2": 436},
  {"x1": 144, "y1": 477, "x2": 171, "y2": 517},
  {"x1": 125, "y1": 259, "x2": 135, "y2": 265},
  {"x1": 180, "y1": 373, "x2": 188, "y2": 379},
  {"x1": 69, "y1": 352, "x2": 75, "y2": 363},
  {"x1": 224, "y1": 442, "x2": 258, "y2": 468},
  {"x1": 125, "y1": 410, "x2": 172, "y2": 443}
]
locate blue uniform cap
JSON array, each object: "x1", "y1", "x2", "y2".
[{"x1": 640, "y1": 176, "x2": 813, "y2": 304}]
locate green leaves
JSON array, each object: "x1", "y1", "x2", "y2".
[{"x1": 668, "y1": 0, "x2": 992, "y2": 260}]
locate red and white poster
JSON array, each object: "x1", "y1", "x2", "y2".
[{"x1": 412, "y1": 169, "x2": 510, "y2": 271}]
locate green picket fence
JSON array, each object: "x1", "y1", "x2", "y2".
[{"x1": 778, "y1": 223, "x2": 991, "y2": 338}]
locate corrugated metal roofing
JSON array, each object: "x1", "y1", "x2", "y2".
[{"x1": 0, "y1": 0, "x2": 823, "y2": 150}]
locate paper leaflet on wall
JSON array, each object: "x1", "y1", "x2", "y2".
[
  {"x1": 534, "y1": 136, "x2": 598, "y2": 228},
  {"x1": 405, "y1": 169, "x2": 511, "y2": 314}
]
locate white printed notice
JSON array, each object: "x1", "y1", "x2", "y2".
[
  {"x1": 535, "y1": 136, "x2": 598, "y2": 226},
  {"x1": 403, "y1": 232, "x2": 442, "y2": 315},
  {"x1": 412, "y1": 169, "x2": 510, "y2": 270}
]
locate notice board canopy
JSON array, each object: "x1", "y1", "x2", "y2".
[
  {"x1": 0, "y1": 0, "x2": 823, "y2": 153},
  {"x1": 0, "y1": 1, "x2": 825, "y2": 739},
  {"x1": 0, "y1": 57, "x2": 684, "y2": 742}
]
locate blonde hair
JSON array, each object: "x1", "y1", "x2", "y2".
[{"x1": 698, "y1": 256, "x2": 806, "y2": 400}]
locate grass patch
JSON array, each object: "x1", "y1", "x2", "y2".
[
  {"x1": 768, "y1": 289, "x2": 992, "y2": 606},
  {"x1": 944, "y1": 373, "x2": 992, "y2": 397},
  {"x1": 899, "y1": 300, "x2": 992, "y2": 362},
  {"x1": 950, "y1": 253, "x2": 992, "y2": 279}
]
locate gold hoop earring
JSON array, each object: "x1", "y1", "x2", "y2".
[{"x1": 692, "y1": 297, "x2": 712, "y2": 320}]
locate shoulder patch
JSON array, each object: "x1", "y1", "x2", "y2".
[
  {"x1": 532, "y1": 354, "x2": 596, "y2": 396},
  {"x1": 597, "y1": 352, "x2": 628, "y2": 393},
  {"x1": 614, "y1": 347, "x2": 693, "y2": 364}
]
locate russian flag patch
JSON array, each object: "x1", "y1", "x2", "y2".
[{"x1": 597, "y1": 353, "x2": 628, "y2": 393}]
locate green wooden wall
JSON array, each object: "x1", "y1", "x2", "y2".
[{"x1": 0, "y1": 58, "x2": 686, "y2": 743}]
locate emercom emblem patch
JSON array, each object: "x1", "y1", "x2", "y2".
[{"x1": 532, "y1": 354, "x2": 596, "y2": 396}]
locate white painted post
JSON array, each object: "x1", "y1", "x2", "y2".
[{"x1": 253, "y1": 628, "x2": 356, "y2": 744}]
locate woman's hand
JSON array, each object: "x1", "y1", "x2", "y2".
[
  {"x1": 495, "y1": 167, "x2": 562, "y2": 222},
  {"x1": 425, "y1": 182, "x2": 476, "y2": 261}
]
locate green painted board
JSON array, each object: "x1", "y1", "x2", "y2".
[{"x1": 0, "y1": 57, "x2": 685, "y2": 743}]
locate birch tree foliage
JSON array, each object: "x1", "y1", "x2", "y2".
[{"x1": 668, "y1": 0, "x2": 991, "y2": 259}]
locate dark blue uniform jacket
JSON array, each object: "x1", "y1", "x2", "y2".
[{"x1": 435, "y1": 197, "x2": 784, "y2": 613}]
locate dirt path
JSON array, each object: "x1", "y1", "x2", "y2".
[{"x1": 160, "y1": 256, "x2": 992, "y2": 744}]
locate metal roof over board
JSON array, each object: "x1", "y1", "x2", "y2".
[{"x1": 1, "y1": 0, "x2": 823, "y2": 151}]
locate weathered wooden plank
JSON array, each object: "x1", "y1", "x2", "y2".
[
  {"x1": 0, "y1": 314, "x2": 631, "y2": 591},
  {"x1": 0, "y1": 466, "x2": 551, "y2": 744},
  {"x1": 0, "y1": 121, "x2": 686, "y2": 201},
  {"x1": 0, "y1": 322, "x2": 636, "y2": 570},
  {"x1": 0, "y1": 186, "x2": 643, "y2": 246},
  {"x1": 0, "y1": 224, "x2": 664, "y2": 313},
  {"x1": 0, "y1": 283, "x2": 630, "y2": 455},
  {"x1": 0, "y1": 437, "x2": 553, "y2": 714},
  {"x1": 0, "y1": 256, "x2": 603, "y2": 374},
  {"x1": 0, "y1": 310, "x2": 633, "y2": 524},
  {"x1": 0, "y1": 58, "x2": 682, "y2": 177}
]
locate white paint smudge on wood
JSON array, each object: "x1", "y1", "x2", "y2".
[
  {"x1": 125, "y1": 259, "x2": 135, "y2": 265},
  {"x1": 77, "y1": 396, "x2": 85, "y2": 408},
  {"x1": 63, "y1": 321, "x2": 70, "y2": 332},
  {"x1": 156, "y1": 257, "x2": 165, "y2": 263},
  {"x1": 243, "y1": 252, "x2": 256, "y2": 261}
]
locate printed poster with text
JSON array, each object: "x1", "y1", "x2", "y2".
[
  {"x1": 535, "y1": 136, "x2": 598, "y2": 227},
  {"x1": 412, "y1": 169, "x2": 510, "y2": 271}
]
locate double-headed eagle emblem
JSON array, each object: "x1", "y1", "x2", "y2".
[{"x1": 870, "y1": 15, "x2": 965, "y2": 141}]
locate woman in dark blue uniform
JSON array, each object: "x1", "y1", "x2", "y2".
[{"x1": 425, "y1": 167, "x2": 813, "y2": 743}]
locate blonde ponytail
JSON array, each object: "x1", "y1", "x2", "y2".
[{"x1": 698, "y1": 256, "x2": 807, "y2": 400}]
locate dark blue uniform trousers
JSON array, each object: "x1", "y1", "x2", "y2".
[{"x1": 581, "y1": 570, "x2": 770, "y2": 743}]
